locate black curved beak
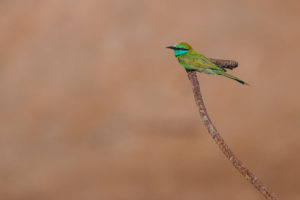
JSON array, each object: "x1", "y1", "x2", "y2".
[
  {"x1": 166, "y1": 46, "x2": 176, "y2": 50},
  {"x1": 166, "y1": 46, "x2": 187, "y2": 51}
]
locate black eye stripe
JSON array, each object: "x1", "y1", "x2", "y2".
[{"x1": 174, "y1": 47, "x2": 188, "y2": 50}]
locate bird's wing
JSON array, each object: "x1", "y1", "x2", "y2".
[{"x1": 180, "y1": 52, "x2": 224, "y2": 71}]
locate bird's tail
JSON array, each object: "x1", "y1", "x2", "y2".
[{"x1": 216, "y1": 71, "x2": 249, "y2": 85}]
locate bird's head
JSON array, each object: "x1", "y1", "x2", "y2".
[{"x1": 166, "y1": 42, "x2": 192, "y2": 57}]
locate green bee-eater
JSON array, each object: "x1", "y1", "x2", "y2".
[{"x1": 167, "y1": 42, "x2": 248, "y2": 85}]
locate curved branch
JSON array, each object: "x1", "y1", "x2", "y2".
[{"x1": 185, "y1": 69, "x2": 278, "y2": 200}]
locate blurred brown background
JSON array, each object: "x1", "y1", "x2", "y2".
[{"x1": 0, "y1": 0, "x2": 299, "y2": 199}]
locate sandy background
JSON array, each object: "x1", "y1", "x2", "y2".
[{"x1": 0, "y1": 0, "x2": 299, "y2": 199}]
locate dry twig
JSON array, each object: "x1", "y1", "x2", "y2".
[
  {"x1": 209, "y1": 58, "x2": 238, "y2": 70},
  {"x1": 185, "y1": 60, "x2": 278, "y2": 200}
]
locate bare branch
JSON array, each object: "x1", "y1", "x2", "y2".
[
  {"x1": 209, "y1": 58, "x2": 238, "y2": 70},
  {"x1": 185, "y1": 69, "x2": 278, "y2": 200}
]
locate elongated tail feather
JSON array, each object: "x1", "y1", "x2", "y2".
[{"x1": 216, "y1": 71, "x2": 248, "y2": 85}]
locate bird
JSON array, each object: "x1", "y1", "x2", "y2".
[{"x1": 166, "y1": 42, "x2": 248, "y2": 85}]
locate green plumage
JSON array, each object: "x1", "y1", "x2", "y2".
[{"x1": 167, "y1": 42, "x2": 248, "y2": 85}]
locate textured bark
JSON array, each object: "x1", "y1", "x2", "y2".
[
  {"x1": 185, "y1": 69, "x2": 278, "y2": 200},
  {"x1": 209, "y1": 58, "x2": 238, "y2": 70}
]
